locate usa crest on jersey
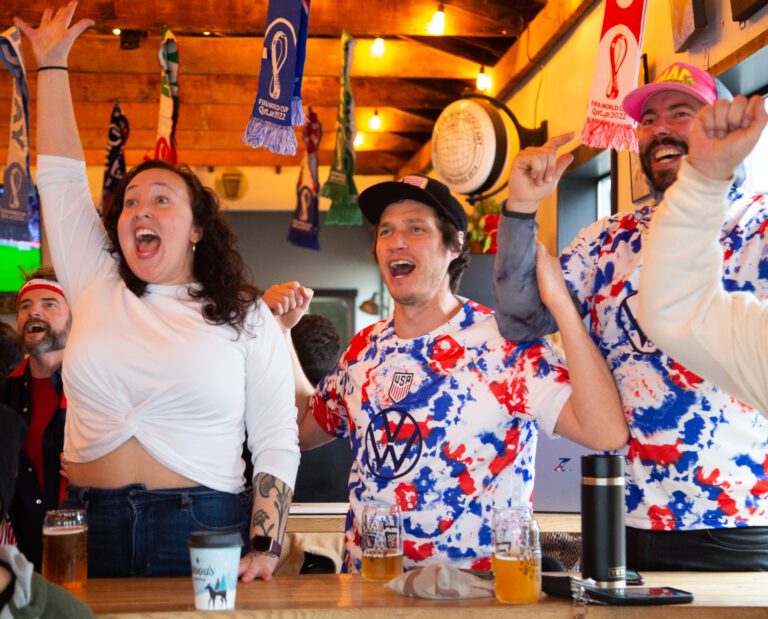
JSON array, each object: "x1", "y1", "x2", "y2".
[{"x1": 389, "y1": 372, "x2": 413, "y2": 403}]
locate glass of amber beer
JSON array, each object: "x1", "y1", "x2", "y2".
[
  {"x1": 491, "y1": 507, "x2": 541, "y2": 604},
  {"x1": 361, "y1": 504, "x2": 403, "y2": 581},
  {"x1": 42, "y1": 509, "x2": 87, "y2": 590}
]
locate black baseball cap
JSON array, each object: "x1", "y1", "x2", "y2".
[{"x1": 358, "y1": 175, "x2": 468, "y2": 232}]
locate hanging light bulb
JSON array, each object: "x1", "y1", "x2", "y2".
[
  {"x1": 426, "y1": 3, "x2": 445, "y2": 35},
  {"x1": 354, "y1": 132, "x2": 364, "y2": 148},
  {"x1": 371, "y1": 37, "x2": 385, "y2": 58},
  {"x1": 368, "y1": 110, "x2": 382, "y2": 131},
  {"x1": 476, "y1": 65, "x2": 492, "y2": 93},
  {"x1": 112, "y1": 27, "x2": 122, "y2": 35}
]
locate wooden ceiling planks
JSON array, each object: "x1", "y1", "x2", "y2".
[
  {"x1": 7, "y1": 0, "x2": 515, "y2": 36},
  {"x1": 0, "y1": 0, "x2": 557, "y2": 175}
]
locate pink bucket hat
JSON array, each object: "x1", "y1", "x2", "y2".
[{"x1": 622, "y1": 62, "x2": 717, "y2": 122}]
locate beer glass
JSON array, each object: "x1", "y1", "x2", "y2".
[
  {"x1": 492, "y1": 507, "x2": 541, "y2": 604},
  {"x1": 42, "y1": 509, "x2": 87, "y2": 590},
  {"x1": 361, "y1": 504, "x2": 403, "y2": 581}
]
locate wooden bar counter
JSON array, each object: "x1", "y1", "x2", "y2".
[{"x1": 72, "y1": 572, "x2": 768, "y2": 618}]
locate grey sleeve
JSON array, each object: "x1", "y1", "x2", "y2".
[{"x1": 493, "y1": 209, "x2": 559, "y2": 340}]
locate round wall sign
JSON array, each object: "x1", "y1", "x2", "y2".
[{"x1": 431, "y1": 97, "x2": 509, "y2": 195}]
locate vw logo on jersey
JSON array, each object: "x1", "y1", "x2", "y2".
[
  {"x1": 363, "y1": 408, "x2": 423, "y2": 480},
  {"x1": 618, "y1": 291, "x2": 657, "y2": 355}
]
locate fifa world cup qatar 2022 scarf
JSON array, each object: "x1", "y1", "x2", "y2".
[
  {"x1": 321, "y1": 31, "x2": 360, "y2": 226},
  {"x1": 580, "y1": 0, "x2": 647, "y2": 152},
  {"x1": 101, "y1": 101, "x2": 130, "y2": 217},
  {"x1": 0, "y1": 26, "x2": 33, "y2": 242},
  {"x1": 151, "y1": 26, "x2": 179, "y2": 164},
  {"x1": 288, "y1": 109, "x2": 322, "y2": 250},
  {"x1": 243, "y1": 0, "x2": 311, "y2": 156}
]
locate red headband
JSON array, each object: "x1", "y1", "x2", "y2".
[{"x1": 17, "y1": 279, "x2": 66, "y2": 306}]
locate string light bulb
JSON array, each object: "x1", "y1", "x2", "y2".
[
  {"x1": 202, "y1": 31, "x2": 212, "y2": 36},
  {"x1": 476, "y1": 65, "x2": 492, "y2": 93},
  {"x1": 426, "y1": 3, "x2": 445, "y2": 35},
  {"x1": 371, "y1": 37, "x2": 385, "y2": 58},
  {"x1": 354, "y1": 132, "x2": 364, "y2": 148},
  {"x1": 368, "y1": 110, "x2": 382, "y2": 131},
  {"x1": 112, "y1": 27, "x2": 121, "y2": 35}
]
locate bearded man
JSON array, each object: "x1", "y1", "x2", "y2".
[
  {"x1": 0, "y1": 269, "x2": 71, "y2": 570},
  {"x1": 493, "y1": 62, "x2": 768, "y2": 570}
]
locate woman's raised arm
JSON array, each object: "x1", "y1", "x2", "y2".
[{"x1": 15, "y1": 1, "x2": 93, "y2": 160}]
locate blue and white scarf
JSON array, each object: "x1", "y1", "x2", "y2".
[
  {"x1": 101, "y1": 101, "x2": 130, "y2": 216},
  {"x1": 0, "y1": 26, "x2": 33, "y2": 241},
  {"x1": 243, "y1": 0, "x2": 310, "y2": 156},
  {"x1": 288, "y1": 108, "x2": 321, "y2": 250}
]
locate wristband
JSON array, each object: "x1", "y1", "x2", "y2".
[
  {"x1": 37, "y1": 66, "x2": 68, "y2": 72},
  {"x1": 249, "y1": 535, "x2": 282, "y2": 557}
]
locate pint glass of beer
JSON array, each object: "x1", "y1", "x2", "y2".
[
  {"x1": 361, "y1": 504, "x2": 403, "y2": 581},
  {"x1": 491, "y1": 507, "x2": 541, "y2": 604},
  {"x1": 42, "y1": 509, "x2": 87, "y2": 590}
]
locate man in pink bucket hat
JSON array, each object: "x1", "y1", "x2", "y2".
[{"x1": 494, "y1": 58, "x2": 768, "y2": 572}]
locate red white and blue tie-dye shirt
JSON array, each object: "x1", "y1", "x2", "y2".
[
  {"x1": 309, "y1": 299, "x2": 571, "y2": 573},
  {"x1": 561, "y1": 188, "x2": 768, "y2": 531}
]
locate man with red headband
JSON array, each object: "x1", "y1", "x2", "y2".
[
  {"x1": 494, "y1": 62, "x2": 768, "y2": 570},
  {"x1": 0, "y1": 268, "x2": 71, "y2": 571}
]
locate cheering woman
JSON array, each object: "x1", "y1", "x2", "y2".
[{"x1": 16, "y1": 2, "x2": 299, "y2": 580}]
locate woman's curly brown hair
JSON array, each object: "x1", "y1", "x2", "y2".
[{"x1": 102, "y1": 160, "x2": 260, "y2": 332}]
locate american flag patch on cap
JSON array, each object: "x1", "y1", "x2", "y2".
[{"x1": 399, "y1": 175, "x2": 429, "y2": 189}]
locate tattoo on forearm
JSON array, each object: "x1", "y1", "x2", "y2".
[
  {"x1": 250, "y1": 509, "x2": 273, "y2": 537},
  {"x1": 252, "y1": 473, "x2": 293, "y2": 541}
]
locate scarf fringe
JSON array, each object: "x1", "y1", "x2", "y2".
[
  {"x1": 292, "y1": 96, "x2": 306, "y2": 126},
  {"x1": 580, "y1": 118, "x2": 639, "y2": 153},
  {"x1": 242, "y1": 116, "x2": 298, "y2": 156},
  {"x1": 325, "y1": 206, "x2": 362, "y2": 225},
  {"x1": 287, "y1": 227, "x2": 320, "y2": 250},
  {"x1": 322, "y1": 190, "x2": 362, "y2": 225}
]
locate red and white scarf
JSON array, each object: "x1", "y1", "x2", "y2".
[{"x1": 580, "y1": 0, "x2": 648, "y2": 152}]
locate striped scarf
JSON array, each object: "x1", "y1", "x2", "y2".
[
  {"x1": 288, "y1": 108, "x2": 322, "y2": 249},
  {"x1": 0, "y1": 26, "x2": 33, "y2": 241},
  {"x1": 101, "y1": 101, "x2": 130, "y2": 216},
  {"x1": 322, "y1": 31, "x2": 360, "y2": 225},
  {"x1": 152, "y1": 27, "x2": 179, "y2": 164}
]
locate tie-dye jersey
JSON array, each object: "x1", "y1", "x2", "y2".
[
  {"x1": 560, "y1": 187, "x2": 768, "y2": 531},
  {"x1": 309, "y1": 299, "x2": 571, "y2": 573}
]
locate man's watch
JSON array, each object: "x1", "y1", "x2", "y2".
[{"x1": 249, "y1": 535, "x2": 282, "y2": 557}]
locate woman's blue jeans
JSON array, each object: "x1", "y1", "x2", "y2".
[{"x1": 62, "y1": 484, "x2": 251, "y2": 577}]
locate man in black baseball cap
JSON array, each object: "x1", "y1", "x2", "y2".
[
  {"x1": 262, "y1": 171, "x2": 626, "y2": 574},
  {"x1": 358, "y1": 174, "x2": 468, "y2": 232},
  {"x1": 358, "y1": 174, "x2": 469, "y2": 298}
]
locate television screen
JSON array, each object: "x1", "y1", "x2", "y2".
[{"x1": 0, "y1": 184, "x2": 42, "y2": 294}]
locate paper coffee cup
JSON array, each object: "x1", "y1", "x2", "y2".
[{"x1": 188, "y1": 531, "x2": 242, "y2": 611}]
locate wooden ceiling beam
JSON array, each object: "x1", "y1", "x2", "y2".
[
  {"x1": 29, "y1": 128, "x2": 420, "y2": 153},
  {"x1": 12, "y1": 34, "x2": 483, "y2": 80},
  {"x1": 0, "y1": 73, "x2": 462, "y2": 108},
  {"x1": 3, "y1": 147, "x2": 409, "y2": 172},
  {"x1": 443, "y1": 0, "x2": 542, "y2": 30},
  {"x1": 0, "y1": 101, "x2": 434, "y2": 133},
  {"x1": 397, "y1": 0, "x2": 600, "y2": 177},
  {"x1": 5, "y1": 0, "x2": 513, "y2": 37},
  {"x1": 491, "y1": 0, "x2": 600, "y2": 102}
]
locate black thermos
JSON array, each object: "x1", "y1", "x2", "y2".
[{"x1": 581, "y1": 454, "x2": 626, "y2": 589}]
